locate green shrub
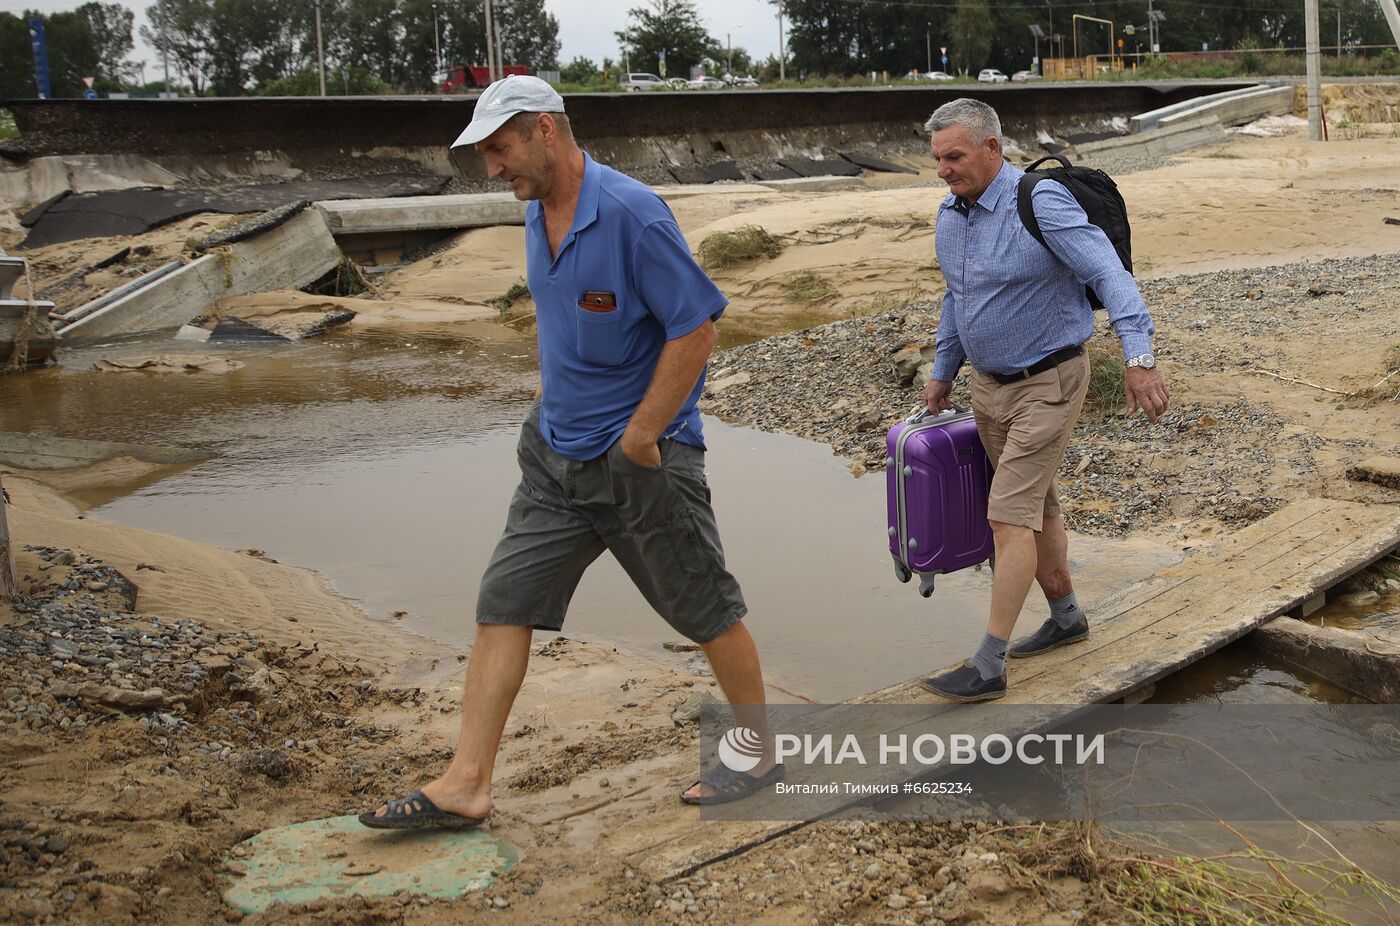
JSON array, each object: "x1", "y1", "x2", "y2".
[{"x1": 698, "y1": 225, "x2": 782, "y2": 270}]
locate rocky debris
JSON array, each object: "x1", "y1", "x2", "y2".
[
  {"x1": 1, "y1": 546, "x2": 257, "y2": 736},
  {"x1": 597, "y1": 817, "x2": 1116, "y2": 924},
  {"x1": 704, "y1": 253, "x2": 1400, "y2": 538},
  {"x1": 671, "y1": 690, "x2": 721, "y2": 726}
]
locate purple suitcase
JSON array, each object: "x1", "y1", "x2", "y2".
[{"x1": 886, "y1": 407, "x2": 995, "y2": 597}]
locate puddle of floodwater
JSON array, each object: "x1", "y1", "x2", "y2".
[
  {"x1": 1148, "y1": 644, "x2": 1368, "y2": 705},
  {"x1": 1308, "y1": 588, "x2": 1400, "y2": 633},
  {"x1": 3, "y1": 326, "x2": 1167, "y2": 702}
]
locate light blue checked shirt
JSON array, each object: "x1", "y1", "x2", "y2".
[{"x1": 930, "y1": 161, "x2": 1155, "y2": 381}]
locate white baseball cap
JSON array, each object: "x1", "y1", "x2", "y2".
[{"x1": 451, "y1": 75, "x2": 566, "y2": 148}]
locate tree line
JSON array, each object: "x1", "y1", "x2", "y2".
[
  {"x1": 3, "y1": 0, "x2": 1397, "y2": 99},
  {"x1": 1, "y1": 0, "x2": 560, "y2": 98}
]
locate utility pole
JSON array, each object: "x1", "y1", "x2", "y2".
[
  {"x1": 314, "y1": 0, "x2": 326, "y2": 96},
  {"x1": 484, "y1": 0, "x2": 496, "y2": 81},
  {"x1": 777, "y1": 0, "x2": 786, "y2": 81},
  {"x1": 1336, "y1": 6, "x2": 1341, "y2": 59},
  {"x1": 926, "y1": 24, "x2": 931, "y2": 73},
  {"x1": 1147, "y1": 0, "x2": 1153, "y2": 56},
  {"x1": 160, "y1": 0, "x2": 170, "y2": 91},
  {"x1": 1305, "y1": 0, "x2": 1322, "y2": 140},
  {"x1": 493, "y1": 1, "x2": 505, "y2": 78},
  {"x1": 432, "y1": 1, "x2": 441, "y2": 73}
]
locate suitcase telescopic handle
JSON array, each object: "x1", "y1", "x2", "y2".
[{"x1": 906, "y1": 404, "x2": 970, "y2": 423}]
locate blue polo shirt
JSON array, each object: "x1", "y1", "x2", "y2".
[{"x1": 526, "y1": 153, "x2": 728, "y2": 461}]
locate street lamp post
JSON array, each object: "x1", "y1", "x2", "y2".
[
  {"x1": 777, "y1": 0, "x2": 786, "y2": 81},
  {"x1": 314, "y1": 0, "x2": 326, "y2": 96},
  {"x1": 432, "y1": 2, "x2": 441, "y2": 73},
  {"x1": 926, "y1": 24, "x2": 931, "y2": 73}
]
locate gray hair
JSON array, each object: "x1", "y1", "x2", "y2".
[{"x1": 923, "y1": 98, "x2": 1002, "y2": 146}]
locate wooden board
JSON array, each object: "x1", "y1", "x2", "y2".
[{"x1": 630, "y1": 498, "x2": 1400, "y2": 881}]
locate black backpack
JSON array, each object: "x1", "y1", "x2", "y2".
[{"x1": 1016, "y1": 154, "x2": 1132, "y2": 310}]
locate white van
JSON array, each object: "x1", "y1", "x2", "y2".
[{"x1": 620, "y1": 73, "x2": 666, "y2": 91}]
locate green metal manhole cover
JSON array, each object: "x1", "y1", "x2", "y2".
[{"x1": 221, "y1": 815, "x2": 518, "y2": 914}]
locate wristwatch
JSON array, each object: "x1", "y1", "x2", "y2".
[{"x1": 1126, "y1": 353, "x2": 1156, "y2": 370}]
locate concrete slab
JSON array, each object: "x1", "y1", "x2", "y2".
[
  {"x1": 1347, "y1": 455, "x2": 1400, "y2": 490},
  {"x1": 0, "y1": 258, "x2": 25, "y2": 300},
  {"x1": 1132, "y1": 83, "x2": 1285, "y2": 133},
  {"x1": 669, "y1": 161, "x2": 745, "y2": 184},
  {"x1": 1159, "y1": 85, "x2": 1294, "y2": 130},
  {"x1": 777, "y1": 157, "x2": 862, "y2": 178},
  {"x1": 756, "y1": 176, "x2": 865, "y2": 193},
  {"x1": 19, "y1": 174, "x2": 447, "y2": 248},
  {"x1": 1075, "y1": 115, "x2": 1227, "y2": 163},
  {"x1": 316, "y1": 193, "x2": 526, "y2": 235},
  {"x1": 839, "y1": 152, "x2": 918, "y2": 175},
  {"x1": 752, "y1": 167, "x2": 800, "y2": 182},
  {"x1": 1249, "y1": 617, "x2": 1400, "y2": 702},
  {"x1": 58, "y1": 208, "x2": 342, "y2": 341},
  {"x1": 221, "y1": 815, "x2": 518, "y2": 914}
]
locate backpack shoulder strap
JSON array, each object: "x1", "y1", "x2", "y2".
[{"x1": 1017, "y1": 172, "x2": 1049, "y2": 250}]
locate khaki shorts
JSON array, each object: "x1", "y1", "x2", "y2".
[
  {"x1": 475, "y1": 402, "x2": 747, "y2": 644},
  {"x1": 970, "y1": 352, "x2": 1089, "y2": 532}
]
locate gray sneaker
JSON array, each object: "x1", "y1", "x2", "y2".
[
  {"x1": 920, "y1": 663, "x2": 1007, "y2": 702},
  {"x1": 1009, "y1": 616, "x2": 1089, "y2": 658}
]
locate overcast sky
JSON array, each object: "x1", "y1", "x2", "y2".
[{"x1": 1, "y1": 0, "x2": 789, "y2": 83}]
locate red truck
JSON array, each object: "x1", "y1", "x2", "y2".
[{"x1": 437, "y1": 65, "x2": 529, "y2": 92}]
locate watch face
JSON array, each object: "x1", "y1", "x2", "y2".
[{"x1": 1141, "y1": 354, "x2": 1156, "y2": 369}]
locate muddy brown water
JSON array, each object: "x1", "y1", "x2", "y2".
[{"x1": 0, "y1": 324, "x2": 1367, "y2": 706}]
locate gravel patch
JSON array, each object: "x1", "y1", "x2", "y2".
[{"x1": 704, "y1": 252, "x2": 1400, "y2": 537}]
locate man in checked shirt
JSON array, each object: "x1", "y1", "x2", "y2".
[{"x1": 919, "y1": 98, "x2": 1170, "y2": 702}]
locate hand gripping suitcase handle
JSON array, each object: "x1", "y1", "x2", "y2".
[{"x1": 906, "y1": 404, "x2": 971, "y2": 424}]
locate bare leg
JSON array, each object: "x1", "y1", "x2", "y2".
[
  {"x1": 1034, "y1": 514, "x2": 1074, "y2": 602},
  {"x1": 683, "y1": 620, "x2": 774, "y2": 800},
  {"x1": 987, "y1": 520, "x2": 1038, "y2": 641},
  {"x1": 371, "y1": 623, "x2": 532, "y2": 820}
]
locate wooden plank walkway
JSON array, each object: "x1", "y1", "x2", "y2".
[{"x1": 626, "y1": 497, "x2": 1400, "y2": 881}]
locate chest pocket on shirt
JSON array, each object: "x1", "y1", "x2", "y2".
[{"x1": 574, "y1": 296, "x2": 626, "y2": 366}]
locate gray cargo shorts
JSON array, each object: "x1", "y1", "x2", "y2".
[{"x1": 476, "y1": 402, "x2": 748, "y2": 644}]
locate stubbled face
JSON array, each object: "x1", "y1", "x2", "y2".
[
  {"x1": 930, "y1": 124, "x2": 1002, "y2": 204},
  {"x1": 476, "y1": 119, "x2": 553, "y2": 201}
]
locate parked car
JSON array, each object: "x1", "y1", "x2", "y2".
[
  {"x1": 665, "y1": 77, "x2": 689, "y2": 89},
  {"x1": 686, "y1": 75, "x2": 725, "y2": 90},
  {"x1": 620, "y1": 72, "x2": 666, "y2": 91},
  {"x1": 977, "y1": 68, "x2": 1009, "y2": 83},
  {"x1": 1011, "y1": 70, "x2": 1043, "y2": 82},
  {"x1": 725, "y1": 75, "x2": 760, "y2": 87},
  {"x1": 922, "y1": 70, "x2": 955, "y2": 81}
]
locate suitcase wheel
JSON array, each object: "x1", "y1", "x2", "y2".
[
  {"x1": 894, "y1": 560, "x2": 912, "y2": 583},
  {"x1": 919, "y1": 574, "x2": 937, "y2": 597}
]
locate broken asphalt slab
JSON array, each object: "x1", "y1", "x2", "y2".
[
  {"x1": 19, "y1": 173, "x2": 450, "y2": 249},
  {"x1": 838, "y1": 152, "x2": 917, "y2": 175},
  {"x1": 776, "y1": 157, "x2": 862, "y2": 178},
  {"x1": 668, "y1": 162, "x2": 746, "y2": 185}
]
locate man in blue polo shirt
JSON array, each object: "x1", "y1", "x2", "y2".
[{"x1": 360, "y1": 76, "x2": 782, "y2": 830}]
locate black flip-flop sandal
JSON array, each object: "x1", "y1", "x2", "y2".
[
  {"x1": 680, "y1": 763, "x2": 785, "y2": 806},
  {"x1": 357, "y1": 789, "x2": 487, "y2": 830}
]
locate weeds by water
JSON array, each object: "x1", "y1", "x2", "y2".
[
  {"x1": 0, "y1": 109, "x2": 17, "y2": 142},
  {"x1": 781, "y1": 270, "x2": 835, "y2": 304},
  {"x1": 698, "y1": 225, "x2": 783, "y2": 270},
  {"x1": 303, "y1": 258, "x2": 371, "y2": 297},
  {"x1": 487, "y1": 278, "x2": 531, "y2": 316},
  {"x1": 1005, "y1": 820, "x2": 1400, "y2": 926},
  {"x1": 1085, "y1": 339, "x2": 1128, "y2": 417}
]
